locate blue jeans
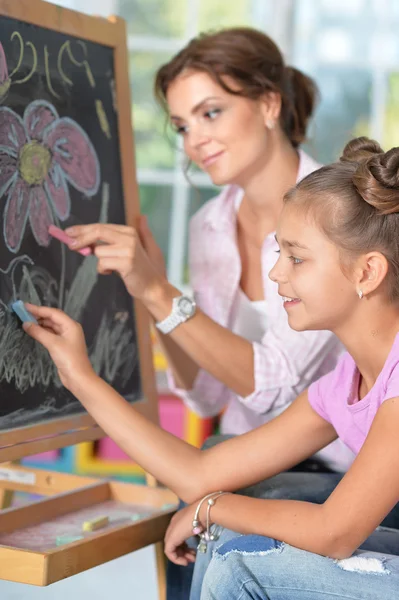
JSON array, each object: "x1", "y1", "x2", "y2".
[
  {"x1": 166, "y1": 435, "x2": 346, "y2": 600},
  {"x1": 199, "y1": 527, "x2": 399, "y2": 599}
]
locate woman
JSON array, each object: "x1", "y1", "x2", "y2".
[{"x1": 141, "y1": 27, "x2": 351, "y2": 469}]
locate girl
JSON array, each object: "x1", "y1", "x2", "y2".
[{"x1": 24, "y1": 136, "x2": 399, "y2": 599}]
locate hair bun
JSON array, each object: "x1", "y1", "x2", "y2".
[
  {"x1": 345, "y1": 137, "x2": 399, "y2": 214},
  {"x1": 340, "y1": 136, "x2": 383, "y2": 164}
]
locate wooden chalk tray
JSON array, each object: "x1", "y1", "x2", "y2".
[{"x1": 0, "y1": 465, "x2": 177, "y2": 586}]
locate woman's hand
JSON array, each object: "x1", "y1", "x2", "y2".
[
  {"x1": 65, "y1": 223, "x2": 167, "y2": 303},
  {"x1": 23, "y1": 304, "x2": 95, "y2": 390},
  {"x1": 164, "y1": 503, "x2": 198, "y2": 566}
]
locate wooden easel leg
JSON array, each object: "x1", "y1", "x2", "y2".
[
  {"x1": 0, "y1": 460, "x2": 20, "y2": 509},
  {"x1": 0, "y1": 487, "x2": 14, "y2": 509},
  {"x1": 155, "y1": 541, "x2": 167, "y2": 600}
]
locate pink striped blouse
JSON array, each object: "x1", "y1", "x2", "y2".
[{"x1": 168, "y1": 150, "x2": 355, "y2": 472}]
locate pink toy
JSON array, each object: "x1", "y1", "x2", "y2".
[{"x1": 48, "y1": 225, "x2": 92, "y2": 256}]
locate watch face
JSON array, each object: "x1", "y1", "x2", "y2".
[{"x1": 177, "y1": 296, "x2": 195, "y2": 317}]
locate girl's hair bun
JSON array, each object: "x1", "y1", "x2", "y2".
[
  {"x1": 340, "y1": 136, "x2": 383, "y2": 164},
  {"x1": 341, "y1": 137, "x2": 399, "y2": 215}
]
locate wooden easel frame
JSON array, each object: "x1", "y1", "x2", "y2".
[
  {"x1": 0, "y1": 0, "x2": 159, "y2": 460},
  {"x1": 0, "y1": 2, "x2": 173, "y2": 597}
]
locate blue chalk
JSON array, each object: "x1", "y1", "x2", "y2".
[
  {"x1": 11, "y1": 300, "x2": 38, "y2": 324},
  {"x1": 56, "y1": 534, "x2": 84, "y2": 546}
]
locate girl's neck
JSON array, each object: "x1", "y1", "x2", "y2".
[
  {"x1": 239, "y1": 136, "x2": 300, "y2": 229},
  {"x1": 336, "y1": 301, "x2": 399, "y2": 392}
]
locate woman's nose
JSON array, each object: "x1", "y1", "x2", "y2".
[{"x1": 186, "y1": 126, "x2": 210, "y2": 151}]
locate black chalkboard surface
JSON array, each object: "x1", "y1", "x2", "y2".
[{"x1": 0, "y1": 14, "x2": 142, "y2": 433}]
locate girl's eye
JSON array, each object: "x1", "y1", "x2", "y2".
[
  {"x1": 289, "y1": 256, "x2": 303, "y2": 265},
  {"x1": 275, "y1": 249, "x2": 280, "y2": 254}
]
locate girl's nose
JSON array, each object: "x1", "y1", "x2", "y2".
[{"x1": 269, "y1": 256, "x2": 287, "y2": 284}]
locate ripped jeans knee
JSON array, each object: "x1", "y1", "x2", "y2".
[{"x1": 200, "y1": 534, "x2": 399, "y2": 600}]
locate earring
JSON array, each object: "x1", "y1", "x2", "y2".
[
  {"x1": 357, "y1": 289, "x2": 363, "y2": 300},
  {"x1": 266, "y1": 119, "x2": 275, "y2": 130}
]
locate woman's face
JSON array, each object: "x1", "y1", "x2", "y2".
[{"x1": 166, "y1": 70, "x2": 272, "y2": 187}]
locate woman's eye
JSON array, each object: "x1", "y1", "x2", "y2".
[
  {"x1": 174, "y1": 125, "x2": 188, "y2": 135},
  {"x1": 204, "y1": 108, "x2": 221, "y2": 120}
]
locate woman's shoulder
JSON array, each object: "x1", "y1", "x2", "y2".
[
  {"x1": 189, "y1": 184, "x2": 242, "y2": 234},
  {"x1": 298, "y1": 149, "x2": 323, "y2": 181}
]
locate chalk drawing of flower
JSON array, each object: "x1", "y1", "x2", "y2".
[
  {"x1": 0, "y1": 99, "x2": 100, "y2": 253},
  {"x1": 0, "y1": 43, "x2": 11, "y2": 102}
]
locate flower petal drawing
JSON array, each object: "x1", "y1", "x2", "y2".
[
  {"x1": 44, "y1": 118, "x2": 100, "y2": 195},
  {"x1": 29, "y1": 186, "x2": 53, "y2": 247},
  {"x1": 3, "y1": 178, "x2": 30, "y2": 253},
  {"x1": 0, "y1": 151, "x2": 18, "y2": 197},
  {"x1": 0, "y1": 107, "x2": 26, "y2": 154},
  {"x1": 0, "y1": 100, "x2": 101, "y2": 253},
  {"x1": 24, "y1": 100, "x2": 58, "y2": 142},
  {"x1": 0, "y1": 42, "x2": 10, "y2": 102},
  {"x1": 44, "y1": 163, "x2": 71, "y2": 220}
]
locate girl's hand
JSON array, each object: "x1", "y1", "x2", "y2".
[
  {"x1": 138, "y1": 215, "x2": 167, "y2": 277},
  {"x1": 65, "y1": 223, "x2": 167, "y2": 303},
  {"x1": 164, "y1": 504, "x2": 198, "y2": 566},
  {"x1": 23, "y1": 304, "x2": 94, "y2": 390}
]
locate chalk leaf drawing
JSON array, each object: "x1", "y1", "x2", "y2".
[
  {"x1": 0, "y1": 99, "x2": 100, "y2": 253},
  {"x1": 0, "y1": 43, "x2": 10, "y2": 102}
]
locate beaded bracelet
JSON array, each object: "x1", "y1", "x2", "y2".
[
  {"x1": 192, "y1": 491, "x2": 222, "y2": 536},
  {"x1": 192, "y1": 491, "x2": 230, "y2": 553}
]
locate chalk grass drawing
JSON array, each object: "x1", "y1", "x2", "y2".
[{"x1": 0, "y1": 99, "x2": 100, "y2": 252}]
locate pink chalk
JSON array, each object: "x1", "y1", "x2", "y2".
[{"x1": 48, "y1": 225, "x2": 92, "y2": 256}]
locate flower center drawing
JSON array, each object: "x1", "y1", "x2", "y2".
[{"x1": 19, "y1": 141, "x2": 51, "y2": 186}]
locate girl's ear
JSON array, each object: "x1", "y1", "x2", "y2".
[{"x1": 356, "y1": 252, "x2": 389, "y2": 296}]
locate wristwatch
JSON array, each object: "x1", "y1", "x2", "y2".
[{"x1": 155, "y1": 294, "x2": 197, "y2": 334}]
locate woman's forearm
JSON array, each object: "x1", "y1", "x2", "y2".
[
  {"x1": 145, "y1": 283, "x2": 255, "y2": 397},
  {"x1": 69, "y1": 372, "x2": 203, "y2": 501},
  {"x1": 155, "y1": 327, "x2": 200, "y2": 390}
]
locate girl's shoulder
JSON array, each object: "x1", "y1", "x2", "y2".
[{"x1": 308, "y1": 350, "x2": 355, "y2": 407}]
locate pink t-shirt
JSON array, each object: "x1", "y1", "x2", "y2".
[{"x1": 308, "y1": 334, "x2": 399, "y2": 454}]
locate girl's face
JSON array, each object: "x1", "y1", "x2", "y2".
[
  {"x1": 269, "y1": 203, "x2": 360, "y2": 333},
  {"x1": 166, "y1": 70, "x2": 274, "y2": 187}
]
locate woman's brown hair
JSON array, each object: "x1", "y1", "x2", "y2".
[
  {"x1": 284, "y1": 136, "x2": 399, "y2": 301},
  {"x1": 154, "y1": 27, "x2": 318, "y2": 148}
]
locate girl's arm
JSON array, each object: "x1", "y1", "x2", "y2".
[
  {"x1": 192, "y1": 397, "x2": 399, "y2": 559},
  {"x1": 24, "y1": 305, "x2": 337, "y2": 503}
]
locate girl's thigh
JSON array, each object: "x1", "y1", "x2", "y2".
[{"x1": 201, "y1": 533, "x2": 399, "y2": 600}]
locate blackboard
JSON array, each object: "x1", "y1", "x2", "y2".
[{"x1": 0, "y1": 12, "x2": 143, "y2": 436}]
